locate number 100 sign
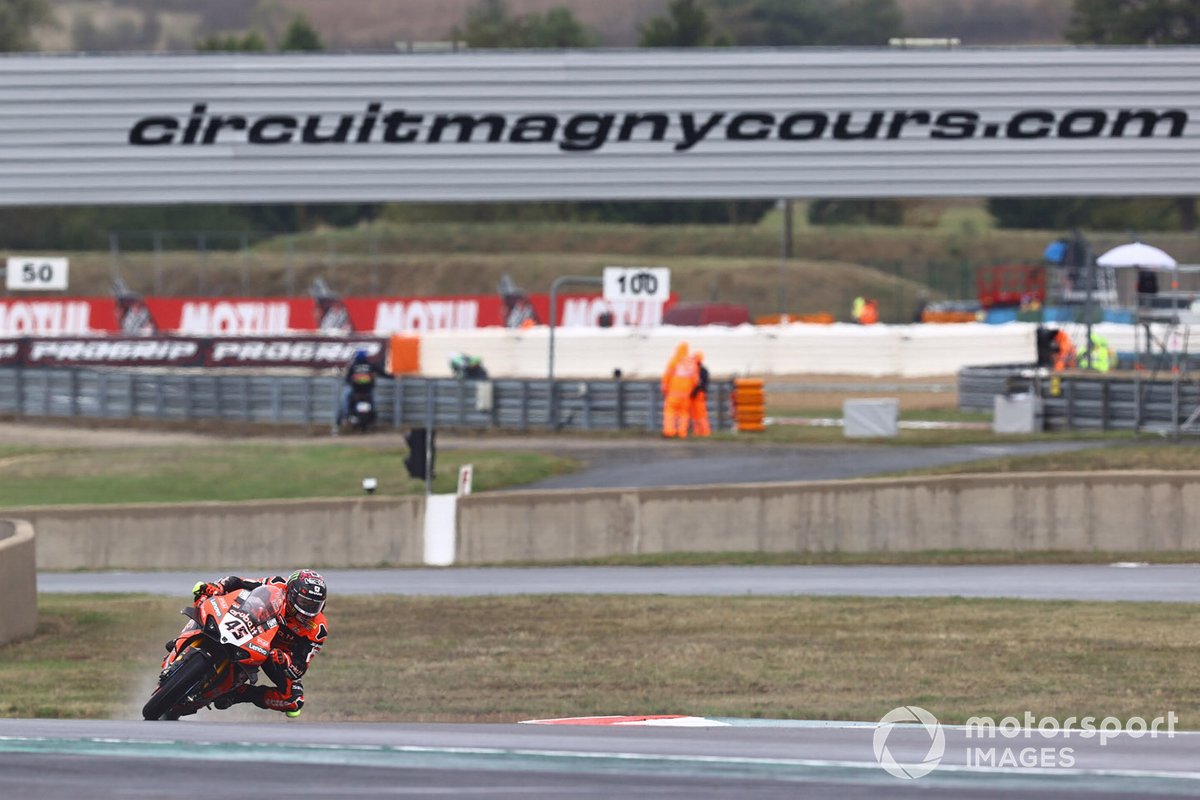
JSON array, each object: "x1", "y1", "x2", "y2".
[
  {"x1": 6, "y1": 257, "x2": 69, "y2": 291},
  {"x1": 603, "y1": 267, "x2": 670, "y2": 303}
]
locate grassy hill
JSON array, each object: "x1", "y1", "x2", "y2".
[{"x1": 53, "y1": 209, "x2": 1200, "y2": 323}]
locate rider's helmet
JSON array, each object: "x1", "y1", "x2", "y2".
[
  {"x1": 284, "y1": 569, "x2": 327, "y2": 624},
  {"x1": 352, "y1": 349, "x2": 369, "y2": 364}
]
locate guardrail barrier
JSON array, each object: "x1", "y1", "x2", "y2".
[
  {"x1": 0, "y1": 368, "x2": 734, "y2": 433},
  {"x1": 959, "y1": 364, "x2": 1200, "y2": 435}
]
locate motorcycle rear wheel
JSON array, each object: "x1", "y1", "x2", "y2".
[{"x1": 142, "y1": 647, "x2": 212, "y2": 721}]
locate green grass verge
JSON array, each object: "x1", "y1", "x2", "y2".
[
  {"x1": 0, "y1": 430, "x2": 1167, "y2": 510},
  {"x1": 5, "y1": 594, "x2": 1198, "y2": 726},
  {"x1": 0, "y1": 444, "x2": 578, "y2": 506}
]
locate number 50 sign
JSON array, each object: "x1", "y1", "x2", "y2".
[
  {"x1": 603, "y1": 266, "x2": 670, "y2": 303},
  {"x1": 6, "y1": 257, "x2": 69, "y2": 291}
]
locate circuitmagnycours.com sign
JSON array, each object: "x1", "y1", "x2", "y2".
[
  {"x1": 5, "y1": 49, "x2": 1197, "y2": 204},
  {"x1": 128, "y1": 103, "x2": 1188, "y2": 152}
]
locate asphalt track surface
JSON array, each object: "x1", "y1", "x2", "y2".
[
  {"x1": 39, "y1": 563, "x2": 1200, "y2": 602},
  {"x1": 2, "y1": 718, "x2": 1197, "y2": 799}
]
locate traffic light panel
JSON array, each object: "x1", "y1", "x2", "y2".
[{"x1": 404, "y1": 428, "x2": 435, "y2": 480}]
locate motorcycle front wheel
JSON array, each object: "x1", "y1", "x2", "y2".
[{"x1": 142, "y1": 646, "x2": 212, "y2": 721}]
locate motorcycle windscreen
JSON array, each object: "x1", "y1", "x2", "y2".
[{"x1": 217, "y1": 585, "x2": 283, "y2": 648}]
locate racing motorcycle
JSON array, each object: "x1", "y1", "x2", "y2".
[{"x1": 142, "y1": 584, "x2": 286, "y2": 721}]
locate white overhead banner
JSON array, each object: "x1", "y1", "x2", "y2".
[{"x1": 1, "y1": 48, "x2": 1198, "y2": 205}]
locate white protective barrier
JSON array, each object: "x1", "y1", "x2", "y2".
[
  {"x1": 423, "y1": 494, "x2": 457, "y2": 567},
  {"x1": 418, "y1": 322, "x2": 1040, "y2": 378},
  {"x1": 843, "y1": 398, "x2": 899, "y2": 437}
]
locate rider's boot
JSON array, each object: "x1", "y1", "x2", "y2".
[{"x1": 213, "y1": 684, "x2": 261, "y2": 710}]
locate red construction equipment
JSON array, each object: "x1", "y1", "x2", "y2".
[{"x1": 976, "y1": 264, "x2": 1045, "y2": 309}]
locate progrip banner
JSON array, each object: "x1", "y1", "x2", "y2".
[
  {"x1": 3, "y1": 337, "x2": 389, "y2": 368},
  {"x1": 0, "y1": 294, "x2": 672, "y2": 335}
]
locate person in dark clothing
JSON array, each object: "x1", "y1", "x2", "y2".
[
  {"x1": 912, "y1": 290, "x2": 930, "y2": 323},
  {"x1": 334, "y1": 349, "x2": 389, "y2": 432},
  {"x1": 689, "y1": 351, "x2": 711, "y2": 437},
  {"x1": 1137, "y1": 268, "x2": 1159, "y2": 305}
]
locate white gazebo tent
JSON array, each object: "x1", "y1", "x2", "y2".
[
  {"x1": 1096, "y1": 242, "x2": 1178, "y2": 271},
  {"x1": 1097, "y1": 242, "x2": 1186, "y2": 373}
]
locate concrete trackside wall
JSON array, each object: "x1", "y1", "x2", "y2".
[
  {"x1": 23, "y1": 471, "x2": 1200, "y2": 571},
  {"x1": 0, "y1": 520, "x2": 37, "y2": 644},
  {"x1": 26, "y1": 497, "x2": 424, "y2": 571},
  {"x1": 456, "y1": 472, "x2": 1200, "y2": 562}
]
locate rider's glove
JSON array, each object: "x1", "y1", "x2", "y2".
[{"x1": 269, "y1": 648, "x2": 303, "y2": 680}]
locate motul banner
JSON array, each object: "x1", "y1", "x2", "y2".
[
  {"x1": 0, "y1": 299, "x2": 116, "y2": 335},
  {"x1": 0, "y1": 294, "x2": 673, "y2": 336}
]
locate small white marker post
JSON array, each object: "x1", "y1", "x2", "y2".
[{"x1": 457, "y1": 464, "x2": 473, "y2": 496}]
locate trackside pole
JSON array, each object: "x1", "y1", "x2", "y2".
[
  {"x1": 548, "y1": 275, "x2": 603, "y2": 427},
  {"x1": 424, "y1": 380, "x2": 433, "y2": 496}
]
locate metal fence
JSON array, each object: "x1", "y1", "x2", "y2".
[
  {"x1": 1042, "y1": 375, "x2": 1200, "y2": 434},
  {"x1": 0, "y1": 368, "x2": 733, "y2": 433},
  {"x1": 958, "y1": 364, "x2": 1200, "y2": 435}
]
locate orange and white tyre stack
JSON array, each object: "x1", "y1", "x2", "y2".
[{"x1": 732, "y1": 378, "x2": 766, "y2": 432}]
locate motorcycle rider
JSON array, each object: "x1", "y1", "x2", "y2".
[
  {"x1": 449, "y1": 352, "x2": 489, "y2": 380},
  {"x1": 333, "y1": 348, "x2": 389, "y2": 433},
  {"x1": 190, "y1": 569, "x2": 329, "y2": 718}
]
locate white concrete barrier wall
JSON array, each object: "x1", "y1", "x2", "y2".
[{"x1": 418, "y1": 323, "x2": 1039, "y2": 378}]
